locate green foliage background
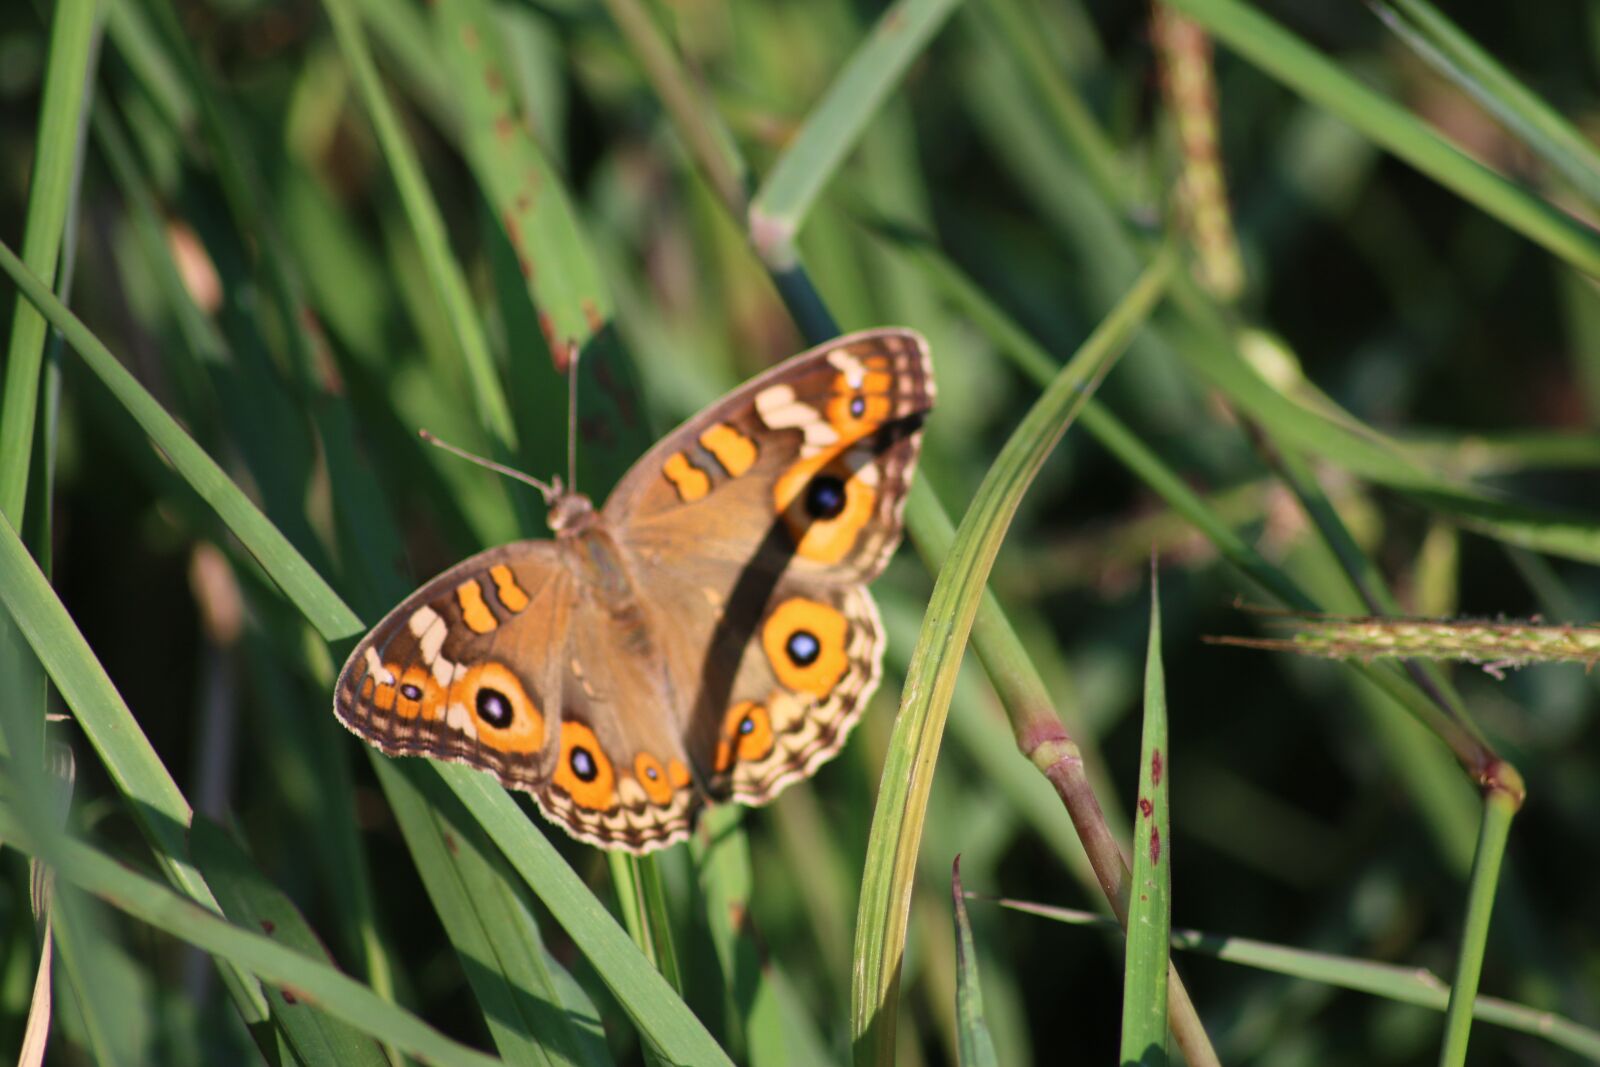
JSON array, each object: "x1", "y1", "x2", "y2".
[{"x1": 2, "y1": 0, "x2": 1600, "y2": 1064}]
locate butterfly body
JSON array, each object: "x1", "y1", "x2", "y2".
[{"x1": 335, "y1": 329, "x2": 934, "y2": 851}]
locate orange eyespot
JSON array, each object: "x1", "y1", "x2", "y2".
[
  {"x1": 554, "y1": 720, "x2": 616, "y2": 810},
  {"x1": 723, "y1": 701, "x2": 775, "y2": 766},
  {"x1": 762, "y1": 598, "x2": 851, "y2": 697},
  {"x1": 825, "y1": 369, "x2": 893, "y2": 439},
  {"x1": 455, "y1": 662, "x2": 544, "y2": 751},
  {"x1": 394, "y1": 665, "x2": 442, "y2": 720},
  {"x1": 634, "y1": 752, "x2": 675, "y2": 806},
  {"x1": 773, "y1": 452, "x2": 876, "y2": 564}
]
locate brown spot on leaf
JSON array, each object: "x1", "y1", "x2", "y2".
[
  {"x1": 260, "y1": 919, "x2": 276, "y2": 935},
  {"x1": 281, "y1": 989, "x2": 299, "y2": 1005},
  {"x1": 1138, "y1": 797, "x2": 1153, "y2": 818},
  {"x1": 1150, "y1": 826, "x2": 1162, "y2": 865},
  {"x1": 460, "y1": 24, "x2": 479, "y2": 50},
  {"x1": 581, "y1": 298, "x2": 604, "y2": 334},
  {"x1": 495, "y1": 114, "x2": 515, "y2": 141},
  {"x1": 1151, "y1": 748, "x2": 1163, "y2": 786},
  {"x1": 485, "y1": 67, "x2": 503, "y2": 95},
  {"x1": 443, "y1": 830, "x2": 458, "y2": 855},
  {"x1": 538, "y1": 312, "x2": 559, "y2": 358}
]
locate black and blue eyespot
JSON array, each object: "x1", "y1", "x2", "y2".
[
  {"x1": 786, "y1": 630, "x2": 821, "y2": 667},
  {"x1": 476, "y1": 687, "x2": 513, "y2": 728},
  {"x1": 805, "y1": 475, "x2": 847, "y2": 519},
  {"x1": 570, "y1": 746, "x2": 599, "y2": 782}
]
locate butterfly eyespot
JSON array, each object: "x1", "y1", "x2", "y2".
[
  {"x1": 554, "y1": 721, "x2": 616, "y2": 810},
  {"x1": 805, "y1": 475, "x2": 847, "y2": 520},
  {"x1": 400, "y1": 683, "x2": 423, "y2": 701},
  {"x1": 475, "y1": 687, "x2": 514, "y2": 728},
  {"x1": 394, "y1": 666, "x2": 441, "y2": 720},
  {"x1": 634, "y1": 752, "x2": 674, "y2": 805},
  {"x1": 717, "y1": 701, "x2": 775, "y2": 772},
  {"x1": 763, "y1": 598, "x2": 851, "y2": 696},
  {"x1": 849, "y1": 395, "x2": 866, "y2": 417},
  {"x1": 457, "y1": 663, "x2": 544, "y2": 751},
  {"x1": 785, "y1": 631, "x2": 820, "y2": 667}
]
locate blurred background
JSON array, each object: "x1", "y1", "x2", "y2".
[{"x1": 2, "y1": 0, "x2": 1599, "y2": 1063}]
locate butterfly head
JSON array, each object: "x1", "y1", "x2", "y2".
[{"x1": 546, "y1": 480, "x2": 598, "y2": 535}]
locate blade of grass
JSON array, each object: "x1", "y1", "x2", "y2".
[
  {"x1": 1120, "y1": 570, "x2": 1171, "y2": 1067},
  {"x1": 850, "y1": 250, "x2": 1173, "y2": 1067},
  {"x1": 1371, "y1": 0, "x2": 1600, "y2": 213},
  {"x1": 375, "y1": 757, "x2": 611, "y2": 1067},
  {"x1": 0, "y1": 0, "x2": 98, "y2": 527},
  {"x1": 0, "y1": 809, "x2": 505, "y2": 1067},
  {"x1": 440, "y1": 766, "x2": 736, "y2": 1067},
  {"x1": 0, "y1": 240, "x2": 363, "y2": 641},
  {"x1": 1439, "y1": 781, "x2": 1521, "y2": 1066},
  {"x1": 433, "y1": 0, "x2": 612, "y2": 355},
  {"x1": 950, "y1": 857, "x2": 998, "y2": 1067},
  {"x1": 989, "y1": 899, "x2": 1600, "y2": 1059},
  {"x1": 748, "y1": 0, "x2": 964, "y2": 267},
  {"x1": 190, "y1": 818, "x2": 390, "y2": 1067},
  {"x1": 1162, "y1": 0, "x2": 1600, "y2": 277},
  {"x1": 321, "y1": 0, "x2": 517, "y2": 449}
]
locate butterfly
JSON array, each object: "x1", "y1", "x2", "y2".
[{"x1": 333, "y1": 328, "x2": 934, "y2": 852}]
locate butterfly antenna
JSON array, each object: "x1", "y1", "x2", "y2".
[
  {"x1": 417, "y1": 429, "x2": 557, "y2": 504},
  {"x1": 565, "y1": 339, "x2": 581, "y2": 495}
]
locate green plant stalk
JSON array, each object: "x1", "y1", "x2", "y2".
[
  {"x1": 1120, "y1": 576, "x2": 1171, "y2": 1066},
  {"x1": 1216, "y1": 615, "x2": 1600, "y2": 670},
  {"x1": 0, "y1": 240, "x2": 363, "y2": 641},
  {"x1": 320, "y1": 0, "x2": 518, "y2": 449},
  {"x1": 1439, "y1": 782, "x2": 1520, "y2": 1066},
  {"x1": 608, "y1": 853, "x2": 683, "y2": 994},
  {"x1": 950, "y1": 858, "x2": 999, "y2": 1067},
  {"x1": 987, "y1": 899, "x2": 1600, "y2": 1059},
  {"x1": 748, "y1": 0, "x2": 965, "y2": 267},
  {"x1": 851, "y1": 251, "x2": 1177, "y2": 1067},
  {"x1": 0, "y1": 0, "x2": 97, "y2": 527},
  {"x1": 1375, "y1": 0, "x2": 1600, "y2": 213},
  {"x1": 1163, "y1": 0, "x2": 1600, "y2": 278}
]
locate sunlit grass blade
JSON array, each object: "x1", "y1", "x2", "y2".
[
  {"x1": 375, "y1": 758, "x2": 611, "y2": 1067},
  {"x1": 321, "y1": 0, "x2": 517, "y2": 449},
  {"x1": 1162, "y1": 0, "x2": 1600, "y2": 277},
  {"x1": 950, "y1": 857, "x2": 998, "y2": 1067},
  {"x1": 0, "y1": 242, "x2": 362, "y2": 640},
  {"x1": 851, "y1": 250, "x2": 1175, "y2": 1067},
  {"x1": 1371, "y1": 0, "x2": 1600, "y2": 213},
  {"x1": 440, "y1": 766, "x2": 735, "y2": 1067},
  {"x1": 435, "y1": 0, "x2": 612, "y2": 353},
  {"x1": 0, "y1": 0, "x2": 98, "y2": 526},
  {"x1": 749, "y1": 0, "x2": 964, "y2": 265},
  {"x1": 1120, "y1": 571, "x2": 1171, "y2": 1067},
  {"x1": 0, "y1": 809, "x2": 504, "y2": 1067},
  {"x1": 190, "y1": 818, "x2": 390, "y2": 1067},
  {"x1": 986, "y1": 898, "x2": 1600, "y2": 1059}
]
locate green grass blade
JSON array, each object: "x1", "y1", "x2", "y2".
[
  {"x1": 749, "y1": 0, "x2": 964, "y2": 265},
  {"x1": 0, "y1": 809, "x2": 504, "y2": 1067},
  {"x1": 1439, "y1": 786, "x2": 1519, "y2": 1066},
  {"x1": 0, "y1": 240, "x2": 362, "y2": 641},
  {"x1": 0, "y1": 0, "x2": 97, "y2": 526},
  {"x1": 950, "y1": 858, "x2": 999, "y2": 1067},
  {"x1": 1373, "y1": 0, "x2": 1600, "y2": 212},
  {"x1": 435, "y1": 0, "x2": 612, "y2": 353},
  {"x1": 190, "y1": 818, "x2": 390, "y2": 1067},
  {"x1": 990, "y1": 899, "x2": 1600, "y2": 1059},
  {"x1": 850, "y1": 251, "x2": 1174, "y2": 1066},
  {"x1": 1163, "y1": 0, "x2": 1600, "y2": 277},
  {"x1": 1120, "y1": 573, "x2": 1171, "y2": 1067},
  {"x1": 375, "y1": 758, "x2": 610, "y2": 1067},
  {"x1": 440, "y1": 766, "x2": 736, "y2": 1067},
  {"x1": 321, "y1": 0, "x2": 518, "y2": 449}
]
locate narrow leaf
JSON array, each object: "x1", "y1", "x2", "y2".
[{"x1": 950, "y1": 857, "x2": 999, "y2": 1067}]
